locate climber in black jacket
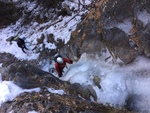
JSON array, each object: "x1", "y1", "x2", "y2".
[{"x1": 10, "y1": 36, "x2": 29, "y2": 53}]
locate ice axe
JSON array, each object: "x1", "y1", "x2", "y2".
[{"x1": 65, "y1": 52, "x2": 70, "y2": 60}]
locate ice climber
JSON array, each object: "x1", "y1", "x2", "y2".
[
  {"x1": 54, "y1": 54, "x2": 73, "y2": 78},
  {"x1": 10, "y1": 36, "x2": 29, "y2": 53}
]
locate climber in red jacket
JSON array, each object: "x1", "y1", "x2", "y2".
[{"x1": 54, "y1": 54, "x2": 73, "y2": 78}]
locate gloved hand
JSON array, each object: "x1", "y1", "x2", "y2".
[
  {"x1": 58, "y1": 74, "x2": 62, "y2": 78},
  {"x1": 70, "y1": 60, "x2": 73, "y2": 63}
]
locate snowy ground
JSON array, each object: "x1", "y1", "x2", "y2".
[{"x1": 0, "y1": 0, "x2": 150, "y2": 113}]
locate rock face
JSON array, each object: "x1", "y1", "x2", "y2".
[
  {"x1": 100, "y1": 0, "x2": 150, "y2": 63},
  {"x1": 0, "y1": 53, "x2": 134, "y2": 113},
  {"x1": 61, "y1": 0, "x2": 150, "y2": 64},
  {"x1": 0, "y1": 1, "x2": 22, "y2": 28},
  {"x1": 0, "y1": 87, "x2": 134, "y2": 113}
]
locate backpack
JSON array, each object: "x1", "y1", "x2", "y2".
[{"x1": 54, "y1": 54, "x2": 62, "y2": 62}]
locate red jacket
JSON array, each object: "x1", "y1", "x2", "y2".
[{"x1": 55, "y1": 58, "x2": 72, "y2": 75}]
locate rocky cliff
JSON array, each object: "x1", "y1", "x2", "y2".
[
  {"x1": 62, "y1": 0, "x2": 150, "y2": 64},
  {"x1": 0, "y1": 0, "x2": 150, "y2": 112}
]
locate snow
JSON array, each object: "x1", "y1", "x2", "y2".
[
  {"x1": 0, "y1": 81, "x2": 66, "y2": 106},
  {"x1": 47, "y1": 88, "x2": 66, "y2": 95},
  {"x1": 137, "y1": 10, "x2": 150, "y2": 27},
  {"x1": 28, "y1": 111, "x2": 39, "y2": 113},
  {"x1": 117, "y1": 19, "x2": 133, "y2": 34},
  {"x1": 0, "y1": 81, "x2": 40, "y2": 105},
  {"x1": 0, "y1": 0, "x2": 150, "y2": 113},
  {"x1": 117, "y1": 9, "x2": 150, "y2": 35},
  {"x1": 107, "y1": 10, "x2": 150, "y2": 36},
  {"x1": 0, "y1": 64, "x2": 2, "y2": 68}
]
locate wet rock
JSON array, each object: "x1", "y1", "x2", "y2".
[
  {"x1": 62, "y1": 3, "x2": 72, "y2": 16},
  {"x1": 57, "y1": 3, "x2": 72, "y2": 16},
  {"x1": 93, "y1": 75, "x2": 101, "y2": 89},
  {"x1": 86, "y1": 85, "x2": 97, "y2": 101},
  {"x1": 1, "y1": 62, "x2": 61, "y2": 89},
  {"x1": 137, "y1": 23, "x2": 150, "y2": 57},
  {"x1": 102, "y1": 27, "x2": 139, "y2": 64}
]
